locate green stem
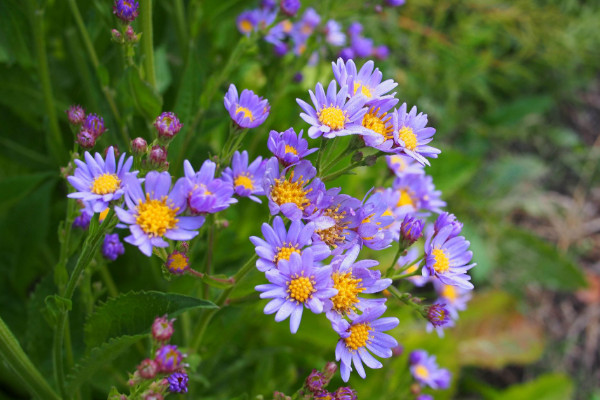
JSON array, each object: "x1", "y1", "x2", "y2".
[
  {"x1": 191, "y1": 254, "x2": 258, "y2": 351},
  {"x1": 387, "y1": 286, "x2": 427, "y2": 318},
  {"x1": 388, "y1": 242, "x2": 408, "y2": 273},
  {"x1": 29, "y1": 1, "x2": 66, "y2": 165},
  {"x1": 140, "y1": 0, "x2": 157, "y2": 89},
  {"x1": 0, "y1": 316, "x2": 61, "y2": 400},
  {"x1": 98, "y1": 263, "x2": 119, "y2": 298},
  {"x1": 315, "y1": 138, "x2": 328, "y2": 173},
  {"x1": 173, "y1": 0, "x2": 189, "y2": 62},
  {"x1": 203, "y1": 215, "x2": 215, "y2": 299},
  {"x1": 321, "y1": 160, "x2": 363, "y2": 182}
]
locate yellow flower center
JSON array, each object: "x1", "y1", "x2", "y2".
[
  {"x1": 353, "y1": 82, "x2": 372, "y2": 98},
  {"x1": 99, "y1": 208, "x2": 110, "y2": 223},
  {"x1": 405, "y1": 264, "x2": 419, "y2": 274},
  {"x1": 414, "y1": 365, "x2": 430, "y2": 380},
  {"x1": 240, "y1": 19, "x2": 253, "y2": 33},
  {"x1": 316, "y1": 206, "x2": 348, "y2": 248},
  {"x1": 441, "y1": 284, "x2": 457, "y2": 302},
  {"x1": 136, "y1": 194, "x2": 179, "y2": 237},
  {"x1": 396, "y1": 189, "x2": 415, "y2": 208},
  {"x1": 270, "y1": 174, "x2": 311, "y2": 210},
  {"x1": 274, "y1": 243, "x2": 301, "y2": 264},
  {"x1": 432, "y1": 248, "x2": 449, "y2": 273},
  {"x1": 91, "y1": 173, "x2": 121, "y2": 195},
  {"x1": 235, "y1": 106, "x2": 254, "y2": 121},
  {"x1": 285, "y1": 145, "x2": 298, "y2": 155},
  {"x1": 287, "y1": 275, "x2": 315, "y2": 303},
  {"x1": 345, "y1": 323, "x2": 371, "y2": 350},
  {"x1": 234, "y1": 174, "x2": 254, "y2": 190},
  {"x1": 389, "y1": 155, "x2": 406, "y2": 171},
  {"x1": 398, "y1": 126, "x2": 417, "y2": 151},
  {"x1": 282, "y1": 20, "x2": 293, "y2": 33},
  {"x1": 331, "y1": 272, "x2": 364, "y2": 313},
  {"x1": 168, "y1": 253, "x2": 189, "y2": 272},
  {"x1": 193, "y1": 183, "x2": 212, "y2": 196},
  {"x1": 318, "y1": 106, "x2": 346, "y2": 131},
  {"x1": 362, "y1": 107, "x2": 393, "y2": 140}
]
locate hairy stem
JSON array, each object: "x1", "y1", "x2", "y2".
[{"x1": 140, "y1": 0, "x2": 157, "y2": 89}]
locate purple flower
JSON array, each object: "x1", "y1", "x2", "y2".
[
  {"x1": 416, "y1": 395, "x2": 433, "y2": 400},
  {"x1": 131, "y1": 137, "x2": 148, "y2": 154},
  {"x1": 222, "y1": 150, "x2": 267, "y2": 203},
  {"x1": 149, "y1": 144, "x2": 168, "y2": 167},
  {"x1": 67, "y1": 147, "x2": 135, "y2": 213},
  {"x1": 423, "y1": 224, "x2": 475, "y2": 289},
  {"x1": 334, "y1": 387, "x2": 357, "y2": 400},
  {"x1": 297, "y1": 80, "x2": 369, "y2": 139},
  {"x1": 305, "y1": 370, "x2": 326, "y2": 392},
  {"x1": 349, "y1": 191, "x2": 394, "y2": 250},
  {"x1": 102, "y1": 233, "x2": 125, "y2": 261},
  {"x1": 333, "y1": 303, "x2": 399, "y2": 381},
  {"x1": 155, "y1": 344, "x2": 183, "y2": 373},
  {"x1": 332, "y1": 58, "x2": 397, "y2": 103},
  {"x1": 295, "y1": 7, "x2": 321, "y2": 36},
  {"x1": 351, "y1": 36, "x2": 373, "y2": 58},
  {"x1": 434, "y1": 280, "x2": 471, "y2": 319},
  {"x1": 152, "y1": 315, "x2": 175, "y2": 341},
  {"x1": 427, "y1": 303, "x2": 451, "y2": 327},
  {"x1": 326, "y1": 245, "x2": 391, "y2": 318},
  {"x1": 237, "y1": 10, "x2": 259, "y2": 36},
  {"x1": 280, "y1": 0, "x2": 301, "y2": 16},
  {"x1": 392, "y1": 103, "x2": 440, "y2": 166},
  {"x1": 314, "y1": 391, "x2": 334, "y2": 400},
  {"x1": 325, "y1": 20, "x2": 346, "y2": 46},
  {"x1": 347, "y1": 22, "x2": 363, "y2": 38},
  {"x1": 434, "y1": 212, "x2": 463, "y2": 239},
  {"x1": 409, "y1": 350, "x2": 451, "y2": 390},
  {"x1": 312, "y1": 192, "x2": 361, "y2": 252},
  {"x1": 250, "y1": 216, "x2": 330, "y2": 272},
  {"x1": 264, "y1": 158, "x2": 323, "y2": 221},
  {"x1": 224, "y1": 84, "x2": 270, "y2": 129},
  {"x1": 385, "y1": 0, "x2": 406, "y2": 6},
  {"x1": 137, "y1": 358, "x2": 158, "y2": 379},
  {"x1": 373, "y1": 45, "x2": 390, "y2": 60},
  {"x1": 338, "y1": 47, "x2": 355, "y2": 61},
  {"x1": 386, "y1": 154, "x2": 425, "y2": 177},
  {"x1": 115, "y1": 171, "x2": 205, "y2": 256},
  {"x1": 174, "y1": 159, "x2": 236, "y2": 214},
  {"x1": 360, "y1": 98, "x2": 399, "y2": 151},
  {"x1": 77, "y1": 130, "x2": 96, "y2": 149},
  {"x1": 392, "y1": 173, "x2": 446, "y2": 215},
  {"x1": 165, "y1": 251, "x2": 190, "y2": 275},
  {"x1": 113, "y1": 0, "x2": 139, "y2": 22},
  {"x1": 66, "y1": 105, "x2": 85, "y2": 125},
  {"x1": 167, "y1": 372, "x2": 188, "y2": 393},
  {"x1": 154, "y1": 112, "x2": 183, "y2": 140},
  {"x1": 83, "y1": 113, "x2": 106, "y2": 138},
  {"x1": 72, "y1": 208, "x2": 92, "y2": 229},
  {"x1": 261, "y1": 0, "x2": 277, "y2": 10},
  {"x1": 256, "y1": 250, "x2": 337, "y2": 334},
  {"x1": 400, "y1": 215, "x2": 424, "y2": 246},
  {"x1": 267, "y1": 128, "x2": 318, "y2": 166}
]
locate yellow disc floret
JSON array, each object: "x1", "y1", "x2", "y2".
[
  {"x1": 270, "y1": 175, "x2": 311, "y2": 210},
  {"x1": 287, "y1": 274, "x2": 315, "y2": 303},
  {"x1": 274, "y1": 243, "x2": 301, "y2": 264},
  {"x1": 318, "y1": 106, "x2": 346, "y2": 131},
  {"x1": 441, "y1": 284, "x2": 457, "y2": 302},
  {"x1": 239, "y1": 19, "x2": 253, "y2": 33},
  {"x1": 331, "y1": 272, "x2": 364, "y2": 313},
  {"x1": 234, "y1": 174, "x2": 254, "y2": 190},
  {"x1": 414, "y1": 365, "x2": 430, "y2": 380},
  {"x1": 396, "y1": 189, "x2": 415, "y2": 208},
  {"x1": 353, "y1": 82, "x2": 372, "y2": 98},
  {"x1": 316, "y1": 206, "x2": 348, "y2": 248},
  {"x1": 99, "y1": 208, "x2": 110, "y2": 223},
  {"x1": 362, "y1": 107, "x2": 393, "y2": 140},
  {"x1": 345, "y1": 323, "x2": 371, "y2": 350},
  {"x1": 167, "y1": 253, "x2": 189, "y2": 272},
  {"x1": 398, "y1": 126, "x2": 417, "y2": 150},
  {"x1": 91, "y1": 173, "x2": 121, "y2": 195},
  {"x1": 432, "y1": 248, "x2": 449, "y2": 273},
  {"x1": 285, "y1": 145, "x2": 298, "y2": 155},
  {"x1": 136, "y1": 194, "x2": 179, "y2": 237},
  {"x1": 235, "y1": 105, "x2": 254, "y2": 121}
]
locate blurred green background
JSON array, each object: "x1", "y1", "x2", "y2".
[{"x1": 0, "y1": 0, "x2": 599, "y2": 399}]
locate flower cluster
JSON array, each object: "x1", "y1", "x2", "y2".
[{"x1": 66, "y1": 105, "x2": 107, "y2": 149}]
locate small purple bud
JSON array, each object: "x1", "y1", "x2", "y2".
[
  {"x1": 374, "y1": 45, "x2": 390, "y2": 60},
  {"x1": 338, "y1": 47, "x2": 355, "y2": 61},
  {"x1": 77, "y1": 130, "x2": 96, "y2": 149},
  {"x1": 137, "y1": 358, "x2": 159, "y2": 379},
  {"x1": 152, "y1": 315, "x2": 175, "y2": 342},
  {"x1": 154, "y1": 112, "x2": 183, "y2": 140},
  {"x1": 427, "y1": 303, "x2": 451, "y2": 327},
  {"x1": 280, "y1": 0, "x2": 301, "y2": 17},
  {"x1": 351, "y1": 151, "x2": 363, "y2": 163},
  {"x1": 155, "y1": 345, "x2": 182, "y2": 373},
  {"x1": 149, "y1": 145, "x2": 167, "y2": 166},
  {"x1": 293, "y1": 72, "x2": 303, "y2": 83},
  {"x1": 305, "y1": 370, "x2": 326, "y2": 392},
  {"x1": 392, "y1": 344, "x2": 404, "y2": 357},
  {"x1": 72, "y1": 212, "x2": 92, "y2": 229},
  {"x1": 434, "y1": 212, "x2": 463, "y2": 238},
  {"x1": 66, "y1": 105, "x2": 85, "y2": 125},
  {"x1": 334, "y1": 387, "x2": 357, "y2": 400},
  {"x1": 374, "y1": 4, "x2": 383, "y2": 13},
  {"x1": 400, "y1": 215, "x2": 424, "y2": 246},
  {"x1": 167, "y1": 372, "x2": 188, "y2": 394},
  {"x1": 102, "y1": 233, "x2": 125, "y2": 261},
  {"x1": 347, "y1": 22, "x2": 363, "y2": 37},
  {"x1": 364, "y1": 154, "x2": 377, "y2": 166},
  {"x1": 83, "y1": 113, "x2": 106, "y2": 138},
  {"x1": 273, "y1": 42, "x2": 289, "y2": 57},
  {"x1": 131, "y1": 137, "x2": 148, "y2": 155}
]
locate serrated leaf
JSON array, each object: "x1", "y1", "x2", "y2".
[
  {"x1": 66, "y1": 334, "x2": 146, "y2": 392},
  {"x1": 84, "y1": 291, "x2": 217, "y2": 348},
  {"x1": 127, "y1": 67, "x2": 163, "y2": 121}
]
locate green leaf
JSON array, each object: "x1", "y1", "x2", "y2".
[
  {"x1": 84, "y1": 291, "x2": 217, "y2": 348},
  {"x1": 127, "y1": 67, "x2": 163, "y2": 121},
  {"x1": 0, "y1": 173, "x2": 53, "y2": 214},
  {"x1": 493, "y1": 373, "x2": 573, "y2": 400},
  {"x1": 66, "y1": 335, "x2": 146, "y2": 392},
  {"x1": 427, "y1": 148, "x2": 480, "y2": 197}
]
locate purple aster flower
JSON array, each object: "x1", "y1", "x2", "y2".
[
  {"x1": 397, "y1": 247, "x2": 429, "y2": 287},
  {"x1": 423, "y1": 224, "x2": 475, "y2": 289},
  {"x1": 267, "y1": 128, "x2": 318, "y2": 166},
  {"x1": 66, "y1": 105, "x2": 85, "y2": 125},
  {"x1": 155, "y1": 344, "x2": 183, "y2": 373},
  {"x1": 326, "y1": 245, "x2": 391, "y2": 318},
  {"x1": 433, "y1": 279, "x2": 471, "y2": 319},
  {"x1": 297, "y1": 80, "x2": 369, "y2": 139},
  {"x1": 325, "y1": 20, "x2": 346, "y2": 46},
  {"x1": 400, "y1": 214, "x2": 424, "y2": 247},
  {"x1": 152, "y1": 315, "x2": 175, "y2": 341},
  {"x1": 434, "y1": 212, "x2": 463, "y2": 239},
  {"x1": 386, "y1": 154, "x2": 425, "y2": 177},
  {"x1": 154, "y1": 112, "x2": 183, "y2": 140},
  {"x1": 250, "y1": 216, "x2": 330, "y2": 272},
  {"x1": 360, "y1": 97, "x2": 399, "y2": 151},
  {"x1": 265, "y1": 22, "x2": 286, "y2": 46},
  {"x1": 334, "y1": 387, "x2": 357, "y2": 400},
  {"x1": 351, "y1": 36, "x2": 374, "y2": 58},
  {"x1": 347, "y1": 22, "x2": 363, "y2": 37},
  {"x1": 83, "y1": 113, "x2": 106, "y2": 138},
  {"x1": 373, "y1": 45, "x2": 390, "y2": 60},
  {"x1": 102, "y1": 233, "x2": 125, "y2": 261},
  {"x1": 222, "y1": 150, "x2": 267, "y2": 203},
  {"x1": 332, "y1": 58, "x2": 397, "y2": 104},
  {"x1": 167, "y1": 372, "x2": 188, "y2": 394},
  {"x1": 409, "y1": 350, "x2": 452, "y2": 390},
  {"x1": 348, "y1": 191, "x2": 394, "y2": 250},
  {"x1": 333, "y1": 303, "x2": 399, "y2": 381},
  {"x1": 392, "y1": 173, "x2": 446, "y2": 215},
  {"x1": 137, "y1": 358, "x2": 158, "y2": 379},
  {"x1": 77, "y1": 130, "x2": 96, "y2": 149},
  {"x1": 280, "y1": 0, "x2": 301, "y2": 17},
  {"x1": 338, "y1": 47, "x2": 355, "y2": 62},
  {"x1": 392, "y1": 103, "x2": 440, "y2": 166},
  {"x1": 294, "y1": 7, "x2": 321, "y2": 36},
  {"x1": 113, "y1": 0, "x2": 139, "y2": 22},
  {"x1": 427, "y1": 303, "x2": 451, "y2": 327},
  {"x1": 416, "y1": 395, "x2": 433, "y2": 400},
  {"x1": 224, "y1": 84, "x2": 270, "y2": 129},
  {"x1": 237, "y1": 10, "x2": 259, "y2": 36},
  {"x1": 115, "y1": 171, "x2": 205, "y2": 257},
  {"x1": 292, "y1": 34, "x2": 309, "y2": 56},
  {"x1": 173, "y1": 159, "x2": 237, "y2": 214},
  {"x1": 305, "y1": 370, "x2": 326, "y2": 392},
  {"x1": 311, "y1": 192, "x2": 361, "y2": 253},
  {"x1": 165, "y1": 251, "x2": 190, "y2": 275},
  {"x1": 255, "y1": 250, "x2": 337, "y2": 334},
  {"x1": 385, "y1": 0, "x2": 406, "y2": 6},
  {"x1": 67, "y1": 147, "x2": 135, "y2": 213},
  {"x1": 261, "y1": 0, "x2": 277, "y2": 10}
]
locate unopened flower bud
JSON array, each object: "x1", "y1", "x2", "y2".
[
  {"x1": 279, "y1": 0, "x2": 300, "y2": 16},
  {"x1": 364, "y1": 154, "x2": 377, "y2": 166},
  {"x1": 149, "y1": 145, "x2": 167, "y2": 167},
  {"x1": 137, "y1": 358, "x2": 159, "y2": 379},
  {"x1": 125, "y1": 25, "x2": 139, "y2": 42},
  {"x1": 392, "y1": 344, "x2": 404, "y2": 357},
  {"x1": 154, "y1": 112, "x2": 183, "y2": 141},
  {"x1": 142, "y1": 391, "x2": 163, "y2": 400},
  {"x1": 66, "y1": 105, "x2": 85, "y2": 125},
  {"x1": 273, "y1": 392, "x2": 291, "y2": 400},
  {"x1": 400, "y1": 215, "x2": 424, "y2": 247},
  {"x1": 83, "y1": 113, "x2": 106, "y2": 138},
  {"x1": 152, "y1": 315, "x2": 175, "y2": 342},
  {"x1": 77, "y1": 130, "x2": 96, "y2": 149},
  {"x1": 427, "y1": 303, "x2": 451, "y2": 327},
  {"x1": 314, "y1": 391, "x2": 333, "y2": 400},
  {"x1": 334, "y1": 387, "x2": 357, "y2": 400},
  {"x1": 128, "y1": 371, "x2": 142, "y2": 386},
  {"x1": 305, "y1": 370, "x2": 325, "y2": 392},
  {"x1": 178, "y1": 241, "x2": 190, "y2": 253},
  {"x1": 111, "y1": 29, "x2": 123, "y2": 42},
  {"x1": 293, "y1": 72, "x2": 303, "y2": 82},
  {"x1": 322, "y1": 361, "x2": 337, "y2": 381},
  {"x1": 131, "y1": 137, "x2": 148, "y2": 155},
  {"x1": 166, "y1": 251, "x2": 189, "y2": 275},
  {"x1": 351, "y1": 151, "x2": 363, "y2": 163}
]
